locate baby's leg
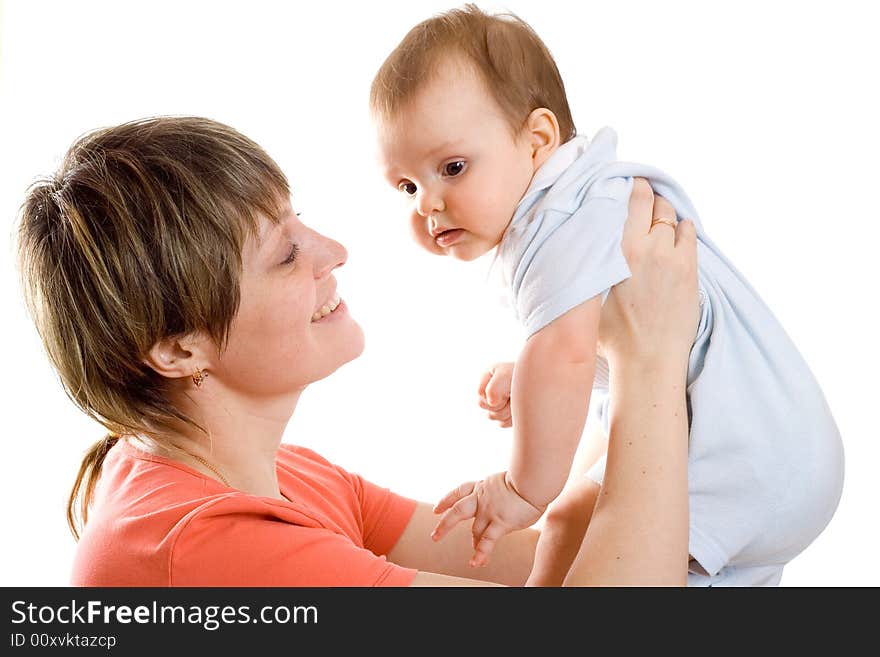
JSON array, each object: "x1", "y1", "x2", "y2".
[{"x1": 526, "y1": 478, "x2": 601, "y2": 586}]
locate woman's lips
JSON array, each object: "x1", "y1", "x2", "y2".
[
  {"x1": 435, "y1": 228, "x2": 464, "y2": 247},
  {"x1": 312, "y1": 298, "x2": 346, "y2": 323}
]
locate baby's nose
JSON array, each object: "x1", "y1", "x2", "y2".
[{"x1": 416, "y1": 189, "x2": 444, "y2": 217}]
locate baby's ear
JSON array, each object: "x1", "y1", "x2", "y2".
[{"x1": 525, "y1": 108, "x2": 561, "y2": 169}]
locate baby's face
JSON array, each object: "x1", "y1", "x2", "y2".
[{"x1": 375, "y1": 61, "x2": 537, "y2": 261}]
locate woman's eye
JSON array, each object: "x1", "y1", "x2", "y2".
[
  {"x1": 281, "y1": 242, "x2": 299, "y2": 265},
  {"x1": 444, "y1": 161, "x2": 465, "y2": 177},
  {"x1": 398, "y1": 181, "x2": 417, "y2": 196}
]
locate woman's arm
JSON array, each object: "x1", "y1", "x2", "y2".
[
  {"x1": 563, "y1": 356, "x2": 690, "y2": 585},
  {"x1": 565, "y1": 181, "x2": 697, "y2": 585},
  {"x1": 387, "y1": 502, "x2": 539, "y2": 586}
]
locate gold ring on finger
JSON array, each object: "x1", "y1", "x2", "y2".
[{"x1": 650, "y1": 217, "x2": 677, "y2": 230}]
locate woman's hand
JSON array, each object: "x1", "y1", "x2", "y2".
[
  {"x1": 564, "y1": 178, "x2": 695, "y2": 586},
  {"x1": 598, "y1": 178, "x2": 700, "y2": 371}
]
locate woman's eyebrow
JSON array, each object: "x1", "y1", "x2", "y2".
[{"x1": 257, "y1": 210, "x2": 294, "y2": 253}]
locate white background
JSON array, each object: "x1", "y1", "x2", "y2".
[{"x1": 1, "y1": 0, "x2": 877, "y2": 586}]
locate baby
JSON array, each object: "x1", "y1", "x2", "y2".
[{"x1": 371, "y1": 4, "x2": 844, "y2": 586}]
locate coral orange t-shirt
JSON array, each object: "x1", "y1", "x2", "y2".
[{"x1": 71, "y1": 441, "x2": 418, "y2": 586}]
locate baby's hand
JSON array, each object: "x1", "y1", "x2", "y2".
[
  {"x1": 477, "y1": 362, "x2": 514, "y2": 428},
  {"x1": 432, "y1": 472, "x2": 545, "y2": 567}
]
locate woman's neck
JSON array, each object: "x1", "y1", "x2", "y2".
[{"x1": 139, "y1": 382, "x2": 303, "y2": 500}]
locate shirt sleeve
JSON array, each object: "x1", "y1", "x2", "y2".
[
  {"x1": 515, "y1": 187, "x2": 632, "y2": 337},
  {"x1": 347, "y1": 472, "x2": 418, "y2": 558},
  {"x1": 283, "y1": 445, "x2": 418, "y2": 558},
  {"x1": 169, "y1": 497, "x2": 418, "y2": 587}
]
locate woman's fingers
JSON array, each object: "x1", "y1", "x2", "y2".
[
  {"x1": 650, "y1": 194, "x2": 678, "y2": 237},
  {"x1": 675, "y1": 217, "x2": 697, "y2": 249},
  {"x1": 432, "y1": 493, "x2": 478, "y2": 542},
  {"x1": 433, "y1": 481, "x2": 476, "y2": 514},
  {"x1": 673, "y1": 218, "x2": 700, "y2": 329},
  {"x1": 627, "y1": 178, "x2": 655, "y2": 235}
]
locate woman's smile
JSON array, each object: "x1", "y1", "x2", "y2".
[{"x1": 311, "y1": 296, "x2": 346, "y2": 323}]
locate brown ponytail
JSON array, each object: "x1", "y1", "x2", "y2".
[
  {"x1": 67, "y1": 434, "x2": 120, "y2": 540},
  {"x1": 16, "y1": 117, "x2": 290, "y2": 540}
]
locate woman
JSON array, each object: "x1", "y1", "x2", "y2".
[{"x1": 17, "y1": 116, "x2": 697, "y2": 586}]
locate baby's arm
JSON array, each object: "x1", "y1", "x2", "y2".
[
  {"x1": 508, "y1": 295, "x2": 601, "y2": 509},
  {"x1": 432, "y1": 296, "x2": 601, "y2": 566}
]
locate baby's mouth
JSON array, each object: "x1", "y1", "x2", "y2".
[
  {"x1": 434, "y1": 228, "x2": 465, "y2": 248},
  {"x1": 311, "y1": 294, "x2": 341, "y2": 322}
]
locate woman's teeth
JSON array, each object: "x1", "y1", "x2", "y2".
[{"x1": 312, "y1": 295, "x2": 341, "y2": 322}]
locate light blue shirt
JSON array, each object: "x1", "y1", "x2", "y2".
[{"x1": 495, "y1": 128, "x2": 845, "y2": 586}]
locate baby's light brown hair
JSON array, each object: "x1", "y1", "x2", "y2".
[{"x1": 370, "y1": 3, "x2": 576, "y2": 141}]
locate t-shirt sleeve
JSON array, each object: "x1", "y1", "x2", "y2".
[
  {"x1": 284, "y1": 445, "x2": 417, "y2": 558},
  {"x1": 515, "y1": 182, "x2": 632, "y2": 337},
  {"x1": 347, "y1": 472, "x2": 418, "y2": 558},
  {"x1": 169, "y1": 497, "x2": 417, "y2": 587}
]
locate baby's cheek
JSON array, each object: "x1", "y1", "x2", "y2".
[{"x1": 409, "y1": 216, "x2": 441, "y2": 255}]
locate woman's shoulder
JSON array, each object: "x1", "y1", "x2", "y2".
[
  {"x1": 72, "y1": 442, "x2": 320, "y2": 586},
  {"x1": 276, "y1": 442, "x2": 337, "y2": 468},
  {"x1": 73, "y1": 442, "x2": 407, "y2": 586},
  {"x1": 275, "y1": 442, "x2": 362, "y2": 489}
]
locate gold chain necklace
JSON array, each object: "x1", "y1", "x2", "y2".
[
  {"x1": 129, "y1": 436, "x2": 232, "y2": 488},
  {"x1": 184, "y1": 451, "x2": 232, "y2": 488}
]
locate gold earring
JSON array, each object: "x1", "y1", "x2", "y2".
[{"x1": 192, "y1": 368, "x2": 208, "y2": 388}]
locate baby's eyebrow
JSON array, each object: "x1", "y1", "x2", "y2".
[
  {"x1": 424, "y1": 139, "x2": 465, "y2": 159},
  {"x1": 380, "y1": 139, "x2": 466, "y2": 182}
]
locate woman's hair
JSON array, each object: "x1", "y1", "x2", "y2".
[
  {"x1": 370, "y1": 3, "x2": 576, "y2": 141},
  {"x1": 16, "y1": 116, "x2": 290, "y2": 539}
]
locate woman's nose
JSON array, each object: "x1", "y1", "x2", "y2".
[
  {"x1": 314, "y1": 234, "x2": 348, "y2": 279},
  {"x1": 415, "y1": 187, "x2": 444, "y2": 218}
]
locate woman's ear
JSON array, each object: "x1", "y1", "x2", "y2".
[
  {"x1": 142, "y1": 332, "x2": 211, "y2": 381},
  {"x1": 525, "y1": 108, "x2": 561, "y2": 170}
]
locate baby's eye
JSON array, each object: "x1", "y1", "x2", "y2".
[
  {"x1": 444, "y1": 161, "x2": 466, "y2": 177},
  {"x1": 398, "y1": 181, "x2": 417, "y2": 196}
]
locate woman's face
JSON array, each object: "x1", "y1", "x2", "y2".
[{"x1": 210, "y1": 204, "x2": 364, "y2": 397}]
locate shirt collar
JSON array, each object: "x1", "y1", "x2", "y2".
[{"x1": 519, "y1": 134, "x2": 592, "y2": 203}]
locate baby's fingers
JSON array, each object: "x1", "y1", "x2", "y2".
[
  {"x1": 471, "y1": 521, "x2": 508, "y2": 568},
  {"x1": 477, "y1": 369, "x2": 493, "y2": 401},
  {"x1": 487, "y1": 402, "x2": 511, "y2": 425},
  {"x1": 433, "y1": 481, "x2": 476, "y2": 515},
  {"x1": 432, "y1": 494, "x2": 478, "y2": 542},
  {"x1": 479, "y1": 398, "x2": 506, "y2": 412},
  {"x1": 484, "y1": 369, "x2": 511, "y2": 409}
]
